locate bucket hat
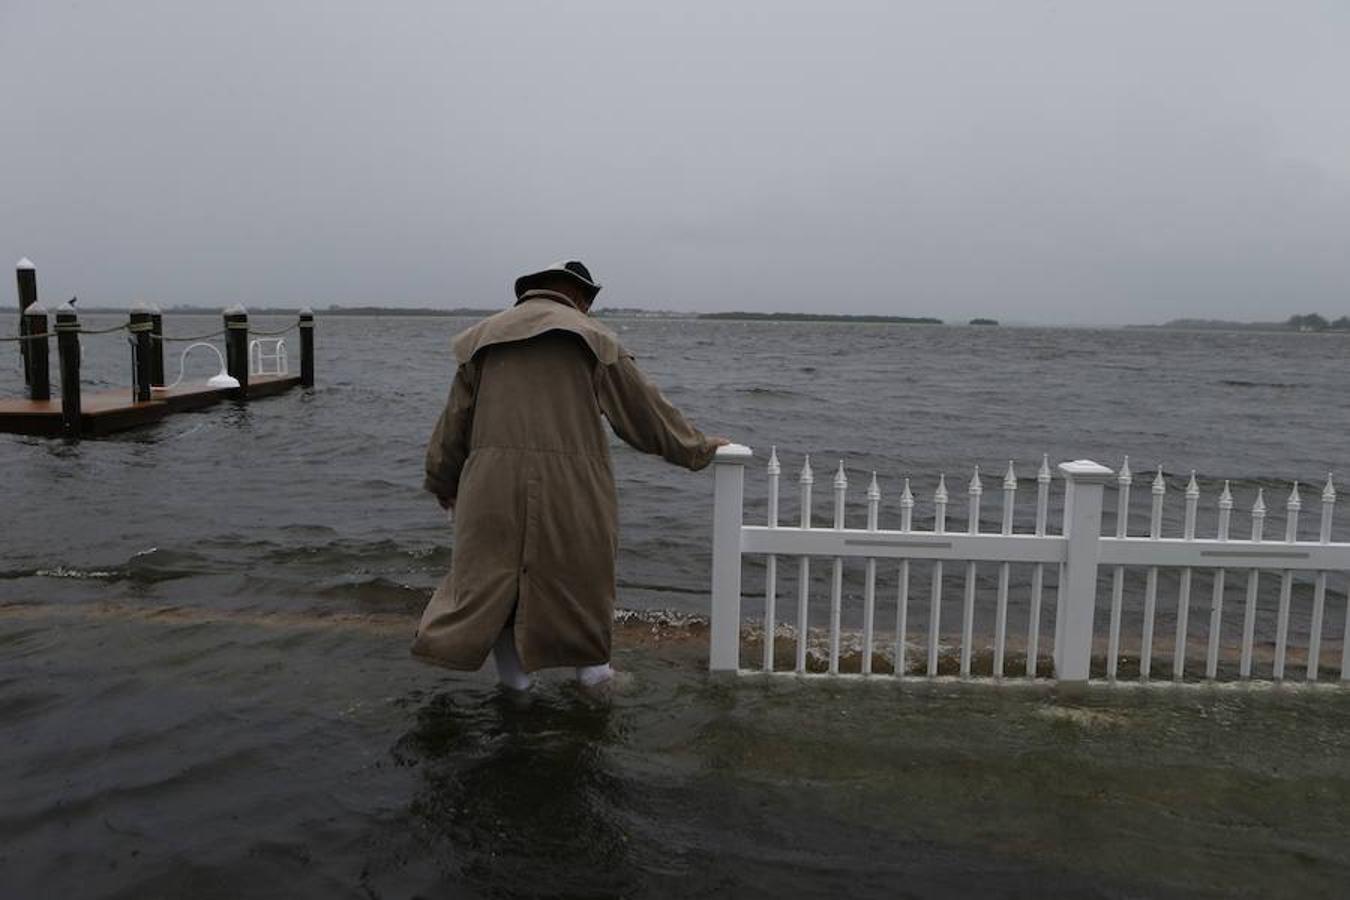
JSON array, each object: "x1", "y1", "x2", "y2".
[{"x1": 514, "y1": 260, "x2": 602, "y2": 301}]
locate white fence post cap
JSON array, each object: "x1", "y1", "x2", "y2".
[
  {"x1": 714, "y1": 443, "x2": 753, "y2": 462},
  {"x1": 1058, "y1": 459, "x2": 1114, "y2": 483}
]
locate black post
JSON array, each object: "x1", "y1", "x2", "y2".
[
  {"x1": 129, "y1": 303, "x2": 154, "y2": 403},
  {"x1": 149, "y1": 305, "x2": 165, "y2": 387},
  {"x1": 55, "y1": 303, "x2": 81, "y2": 441},
  {"x1": 223, "y1": 304, "x2": 249, "y2": 398},
  {"x1": 299, "y1": 307, "x2": 314, "y2": 388},
  {"x1": 16, "y1": 258, "x2": 36, "y2": 385},
  {"x1": 25, "y1": 305, "x2": 50, "y2": 402}
]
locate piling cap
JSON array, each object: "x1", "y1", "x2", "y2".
[
  {"x1": 224, "y1": 303, "x2": 248, "y2": 316},
  {"x1": 299, "y1": 306, "x2": 314, "y2": 317},
  {"x1": 129, "y1": 299, "x2": 155, "y2": 314},
  {"x1": 55, "y1": 297, "x2": 77, "y2": 314},
  {"x1": 23, "y1": 302, "x2": 47, "y2": 315},
  {"x1": 16, "y1": 257, "x2": 34, "y2": 270}
]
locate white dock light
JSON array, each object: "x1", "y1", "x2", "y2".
[{"x1": 166, "y1": 341, "x2": 240, "y2": 391}]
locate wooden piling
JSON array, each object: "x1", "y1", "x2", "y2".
[
  {"x1": 25, "y1": 305, "x2": 50, "y2": 402},
  {"x1": 55, "y1": 303, "x2": 81, "y2": 440},
  {"x1": 299, "y1": 307, "x2": 314, "y2": 388},
  {"x1": 129, "y1": 304, "x2": 154, "y2": 403},
  {"x1": 149, "y1": 305, "x2": 165, "y2": 386},
  {"x1": 223, "y1": 305, "x2": 249, "y2": 398},
  {"x1": 16, "y1": 258, "x2": 36, "y2": 385}
]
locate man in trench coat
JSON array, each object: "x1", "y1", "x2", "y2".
[{"x1": 412, "y1": 260, "x2": 726, "y2": 689}]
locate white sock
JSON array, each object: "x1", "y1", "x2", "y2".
[
  {"x1": 492, "y1": 628, "x2": 531, "y2": 691},
  {"x1": 575, "y1": 663, "x2": 613, "y2": 687}
]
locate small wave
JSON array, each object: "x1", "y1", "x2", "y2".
[
  {"x1": 1220, "y1": 379, "x2": 1307, "y2": 389},
  {"x1": 616, "y1": 579, "x2": 706, "y2": 597},
  {"x1": 314, "y1": 576, "x2": 432, "y2": 612},
  {"x1": 32, "y1": 566, "x2": 120, "y2": 580},
  {"x1": 741, "y1": 386, "x2": 810, "y2": 399}
]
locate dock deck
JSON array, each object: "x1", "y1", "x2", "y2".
[{"x1": 0, "y1": 374, "x2": 302, "y2": 437}]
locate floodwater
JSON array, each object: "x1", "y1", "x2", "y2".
[{"x1": 3, "y1": 314, "x2": 1350, "y2": 897}]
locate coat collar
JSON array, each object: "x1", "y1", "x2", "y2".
[
  {"x1": 452, "y1": 291, "x2": 624, "y2": 365},
  {"x1": 517, "y1": 288, "x2": 585, "y2": 313}
]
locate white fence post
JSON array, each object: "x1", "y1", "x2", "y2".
[
  {"x1": 710, "y1": 443, "x2": 754, "y2": 672},
  {"x1": 1055, "y1": 459, "x2": 1113, "y2": 683}
]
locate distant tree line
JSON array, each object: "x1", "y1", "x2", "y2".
[{"x1": 1287, "y1": 313, "x2": 1350, "y2": 332}]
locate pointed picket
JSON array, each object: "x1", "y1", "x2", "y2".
[
  {"x1": 1309, "y1": 475, "x2": 1335, "y2": 681},
  {"x1": 929, "y1": 474, "x2": 948, "y2": 677},
  {"x1": 796, "y1": 455, "x2": 813, "y2": 674},
  {"x1": 1141, "y1": 466, "x2": 1166, "y2": 680},
  {"x1": 828, "y1": 461, "x2": 847, "y2": 674},
  {"x1": 994, "y1": 461, "x2": 1016, "y2": 678},
  {"x1": 1206, "y1": 481, "x2": 1234, "y2": 680},
  {"x1": 862, "y1": 472, "x2": 880, "y2": 675},
  {"x1": 1172, "y1": 471, "x2": 1200, "y2": 681},
  {"x1": 895, "y1": 477, "x2": 914, "y2": 678},
  {"x1": 961, "y1": 467, "x2": 983, "y2": 677},
  {"x1": 763, "y1": 447, "x2": 780, "y2": 672},
  {"x1": 1240, "y1": 488, "x2": 1266, "y2": 679},
  {"x1": 1027, "y1": 454, "x2": 1051, "y2": 677},
  {"x1": 1274, "y1": 483, "x2": 1301, "y2": 680},
  {"x1": 1108, "y1": 456, "x2": 1133, "y2": 680}
]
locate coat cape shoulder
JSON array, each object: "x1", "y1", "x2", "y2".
[{"x1": 451, "y1": 293, "x2": 626, "y2": 366}]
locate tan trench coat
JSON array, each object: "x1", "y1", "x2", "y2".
[{"x1": 411, "y1": 289, "x2": 718, "y2": 672}]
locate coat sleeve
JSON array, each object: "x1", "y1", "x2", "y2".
[
  {"x1": 595, "y1": 353, "x2": 718, "y2": 471},
  {"x1": 424, "y1": 360, "x2": 478, "y2": 499}
]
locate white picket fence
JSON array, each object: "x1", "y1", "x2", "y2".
[{"x1": 708, "y1": 444, "x2": 1350, "y2": 685}]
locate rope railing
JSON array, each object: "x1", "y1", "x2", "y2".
[
  {"x1": 246, "y1": 321, "x2": 300, "y2": 337},
  {"x1": 4, "y1": 320, "x2": 302, "y2": 342},
  {"x1": 0, "y1": 323, "x2": 130, "y2": 341},
  {"x1": 150, "y1": 328, "x2": 228, "y2": 342}
]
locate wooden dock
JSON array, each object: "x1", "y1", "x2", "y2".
[
  {"x1": 0, "y1": 374, "x2": 302, "y2": 437},
  {"x1": 6, "y1": 260, "x2": 316, "y2": 440}
]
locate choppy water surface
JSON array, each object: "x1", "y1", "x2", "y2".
[{"x1": 3, "y1": 316, "x2": 1350, "y2": 896}]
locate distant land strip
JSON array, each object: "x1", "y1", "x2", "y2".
[
  {"x1": 61, "y1": 304, "x2": 949, "y2": 324},
  {"x1": 697, "y1": 311, "x2": 943, "y2": 324},
  {"x1": 1134, "y1": 313, "x2": 1350, "y2": 333}
]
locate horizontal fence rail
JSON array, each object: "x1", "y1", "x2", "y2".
[{"x1": 708, "y1": 445, "x2": 1350, "y2": 687}]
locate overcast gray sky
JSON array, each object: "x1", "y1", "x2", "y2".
[{"x1": 2, "y1": 1, "x2": 1348, "y2": 324}]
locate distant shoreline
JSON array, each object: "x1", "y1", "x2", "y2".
[
  {"x1": 56, "y1": 305, "x2": 951, "y2": 324},
  {"x1": 34, "y1": 307, "x2": 1349, "y2": 332}
]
